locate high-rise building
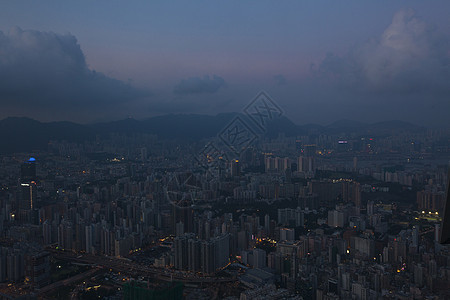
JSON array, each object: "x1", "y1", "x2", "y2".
[
  {"x1": 213, "y1": 234, "x2": 230, "y2": 270},
  {"x1": 328, "y1": 210, "x2": 345, "y2": 228},
  {"x1": 439, "y1": 168, "x2": 450, "y2": 244},
  {"x1": 264, "y1": 214, "x2": 270, "y2": 232},
  {"x1": 174, "y1": 233, "x2": 229, "y2": 273},
  {"x1": 230, "y1": 159, "x2": 240, "y2": 177},
  {"x1": 303, "y1": 145, "x2": 316, "y2": 157},
  {"x1": 278, "y1": 208, "x2": 304, "y2": 227},
  {"x1": 172, "y1": 204, "x2": 193, "y2": 234},
  {"x1": 17, "y1": 158, "x2": 37, "y2": 223},
  {"x1": 140, "y1": 147, "x2": 147, "y2": 162},
  {"x1": 342, "y1": 181, "x2": 361, "y2": 208},
  {"x1": 297, "y1": 156, "x2": 315, "y2": 173},
  {"x1": 417, "y1": 190, "x2": 446, "y2": 214},
  {"x1": 265, "y1": 157, "x2": 290, "y2": 173},
  {"x1": 188, "y1": 238, "x2": 201, "y2": 272},
  {"x1": 353, "y1": 156, "x2": 358, "y2": 171},
  {"x1": 21, "y1": 157, "x2": 36, "y2": 182},
  {"x1": 174, "y1": 234, "x2": 190, "y2": 270},
  {"x1": 25, "y1": 252, "x2": 50, "y2": 288},
  {"x1": 412, "y1": 226, "x2": 419, "y2": 247},
  {"x1": 280, "y1": 228, "x2": 295, "y2": 241},
  {"x1": 367, "y1": 201, "x2": 374, "y2": 216},
  {"x1": 253, "y1": 248, "x2": 267, "y2": 268}
]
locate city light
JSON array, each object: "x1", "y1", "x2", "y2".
[{"x1": 0, "y1": 6, "x2": 447, "y2": 297}]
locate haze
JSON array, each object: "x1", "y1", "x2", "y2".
[{"x1": 0, "y1": 1, "x2": 449, "y2": 127}]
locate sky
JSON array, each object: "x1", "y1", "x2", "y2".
[{"x1": 0, "y1": 1, "x2": 449, "y2": 127}]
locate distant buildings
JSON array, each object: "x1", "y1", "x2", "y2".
[
  {"x1": 417, "y1": 189, "x2": 446, "y2": 214},
  {"x1": 0, "y1": 123, "x2": 447, "y2": 298},
  {"x1": 0, "y1": 245, "x2": 50, "y2": 288},
  {"x1": 173, "y1": 233, "x2": 230, "y2": 274}
]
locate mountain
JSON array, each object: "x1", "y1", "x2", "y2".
[
  {"x1": 367, "y1": 120, "x2": 422, "y2": 131},
  {"x1": 0, "y1": 117, "x2": 93, "y2": 153},
  {"x1": 141, "y1": 113, "x2": 234, "y2": 140},
  {"x1": 264, "y1": 116, "x2": 303, "y2": 138},
  {"x1": 327, "y1": 119, "x2": 368, "y2": 128},
  {"x1": 0, "y1": 115, "x2": 425, "y2": 154},
  {"x1": 0, "y1": 114, "x2": 240, "y2": 153},
  {"x1": 323, "y1": 119, "x2": 423, "y2": 135}
]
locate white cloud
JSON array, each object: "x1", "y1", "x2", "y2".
[{"x1": 316, "y1": 9, "x2": 450, "y2": 94}]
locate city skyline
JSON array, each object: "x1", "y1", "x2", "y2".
[
  {"x1": 0, "y1": 1, "x2": 449, "y2": 126},
  {"x1": 0, "y1": 3, "x2": 449, "y2": 298},
  {"x1": 0, "y1": 121, "x2": 448, "y2": 298}
]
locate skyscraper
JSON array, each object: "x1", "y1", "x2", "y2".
[
  {"x1": 17, "y1": 157, "x2": 37, "y2": 223},
  {"x1": 21, "y1": 157, "x2": 36, "y2": 182},
  {"x1": 439, "y1": 167, "x2": 450, "y2": 244},
  {"x1": 230, "y1": 159, "x2": 240, "y2": 177}
]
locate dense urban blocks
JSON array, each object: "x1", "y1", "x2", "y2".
[{"x1": 0, "y1": 122, "x2": 448, "y2": 299}]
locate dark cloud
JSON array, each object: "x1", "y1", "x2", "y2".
[
  {"x1": 273, "y1": 74, "x2": 287, "y2": 85},
  {"x1": 0, "y1": 27, "x2": 147, "y2": 122},
  {"x1": 173, "y1": 75, "x2": 225, "y2": 95},
  {"x1": 315, "y1": 9, "x2": 450, "y2": 94}
]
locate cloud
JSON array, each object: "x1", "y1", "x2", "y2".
[
  {"x1": 289, "y1": 9, "x2": 450, "y2": 127},
  {"x1": 273, "y1": 74, "x2": 287, "y2": 85},
  {"x1": 315, "y1": 9, "x2": 450, "y2": 94},
  {"x1": 0, "y1": 27, "x2": 147, "y2": 122},
  {"x1": 173, "y1": 75, "x2": 226, "y2": 95}
]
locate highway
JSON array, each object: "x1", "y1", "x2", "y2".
[
  {"x1": 37, "y1": 267, "x2": 100, "y2": 295},
  {"x1": 48, "y1": 248, "x2": 236, "y2": 284}
]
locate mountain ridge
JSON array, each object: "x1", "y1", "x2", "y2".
[{"x1": 0, "y1": 114, "x2": 424, "y2": 154}]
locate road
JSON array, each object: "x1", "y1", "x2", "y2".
[
  {"x1": 48, "y1": 248, "x2": 236, "y2": 284},
  {"x1": 37, "y1": 267, "x2": 100, "y2": 295}
]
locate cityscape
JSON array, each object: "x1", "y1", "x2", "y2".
[
  {"x1": 0, "y1": 1, "x2": 450, "y2": 300},
  {"x1": 0, "y1": 107, "x2": 449, "y2": 299}
]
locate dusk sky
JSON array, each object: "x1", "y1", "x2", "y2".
[{"x1": 0, "y1": 1, "x2": 449, "y2": 126}]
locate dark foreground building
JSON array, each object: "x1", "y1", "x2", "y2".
[
  {"x1": 440, "y1": 168, "x2": 450, "y2": 244},
  {"x1": 123, "y1": 281, "x2": 183, "y2": 300}
]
